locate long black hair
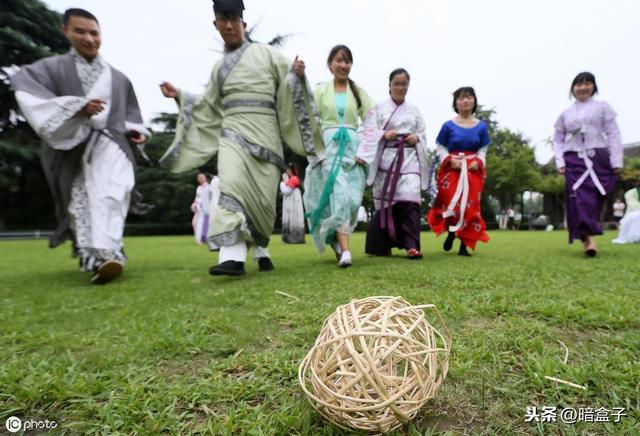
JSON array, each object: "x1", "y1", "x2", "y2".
[
  {"x1": 570, "y1": 72, "x2": 598, "y2": 98},
  {"x1": 327, "y1": 45, "x2": 362, "y2": 109}
]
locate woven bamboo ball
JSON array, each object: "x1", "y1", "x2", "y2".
[{"x1": 298, "y1": 296, "x2": 451, "y2": 434}]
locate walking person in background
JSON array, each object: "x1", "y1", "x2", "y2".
[
  {"x1": 303, "y1": 45, "x2": 374, "y2": 267},
  {"x1": 553, "y1": 72, "x2": 622, "y2": 257},
  {"x1": 191, "y1": 173, "x2": 210, "y2": 245},
  {"x1": 612, "y1": 198, "x2": 626, "y2": 228},
  {"x1": 280, "y1": 164, "x2": 305, "y2": 244},
  {"x1": 357, "y1": 68, "x2": 429, "y2": 259},
  {"x1": 427, "y1": 87, "x2": 490, "y2": 256},
  {"x1": 507, "y1": 206, "x2": 516, "y2": 230},
  {"x1": 612, "y1": 183, "x2": 640, "y2": 244},
  {"x1": 11, "y1": 8, "x2": 150, "y2": 284}
]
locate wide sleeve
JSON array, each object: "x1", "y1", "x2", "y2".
[
  {"x1": 357, "y1": 87, "x2": 376, "y2": 122},
  {"x1": 12, "y1": 62, "x2": 90, "y2": 150},
  {"x1": 477, "y1": 122, "x2": 491, "y2": 165},
  {"x1": 602, "y1": 102, "x2": 623, "y2": 169},
  {"x1": 159, "y1": 71, "x2": 222, "y2": 173},
  {"x1": 272, "y1": 50, "x2": 323, "y2": 157},
  {"x1": 356, "y1": 106, "x2": 383, "y2": 165},
  {"x1": 280, "y1": 181, "x2": 293, "y2": 195},
  {"x1": 435, "y1": 122, "x2": 449, "y2": 161},
  {"x1": 553, "y1": 112, "x2": 567, "y2": 169},
  {"x1": 124, "y1": 78, "x2": 151, "y2": 141},
  {"x1": 414, "y1": 107, "x2": 431, "y2": 189}
]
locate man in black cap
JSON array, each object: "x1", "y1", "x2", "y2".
[{"x1": 160, "y1": 0, "x2": 322, "y2": 276}]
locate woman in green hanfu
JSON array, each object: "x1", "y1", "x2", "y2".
[{"x1": 303, "y1": 45, "x2": 375, "y2": 268}]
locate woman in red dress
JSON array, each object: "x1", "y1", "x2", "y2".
[{"x1": 428, "y1": 87, "x2": 490, "y2": 256}]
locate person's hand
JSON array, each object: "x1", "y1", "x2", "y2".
[
  {"x1": 293, "y1": 56, "x2": 305, "y2": 78},
  {"x1": 355, "y1": 157, "x2": 366, "y2": 165},
  {"x1": 159, "y1": 81, "x2": 178, "y2": 99},
  {"x1": 128, "y1": 131, "x2": 145, "y2": 145},
  {"x1": 450, "y1": 157, "x2": 462, "y2": 170},
  {"x1": 558, "y1": 167, "x2": 565, "y2": 175},
  {"x1": 405, "y1": 134, "x2": 419, "y2": 146},
  {"x1": 469, "y1": 161, "x2": 480, "y2": 171},
  {"x1": 80, "y1": 99, "x2": 106, "y2": 117},
  {"x1": 384, "y1": 130, "x2": 398, "y2": 141}
]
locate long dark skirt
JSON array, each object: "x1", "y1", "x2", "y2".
[
  {"x1": 365, "y1": 202, "x2": 421, "y2": 255},
  {"x1": 564, "y1": 148, "x2": 617, "y2": 243}
]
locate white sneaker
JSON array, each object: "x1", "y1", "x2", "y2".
[{"x1": 338, "y1": 250, "x2": 352, "y2": 268}]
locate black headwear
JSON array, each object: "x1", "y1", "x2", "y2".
[{"x1": 212, "y1": 0, "x2": 245, "y2": 18}]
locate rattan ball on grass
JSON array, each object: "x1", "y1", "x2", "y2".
[{"x1": 298, "y1": 296, "x2": 451, "y2": 434}]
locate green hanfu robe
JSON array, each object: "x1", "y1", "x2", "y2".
[
  {"x1": 160, "y1": 41, "x2": 322, "y2": 248},
  {"x1": 303, "y1": 81, "x2": 375, "y2": 252}
]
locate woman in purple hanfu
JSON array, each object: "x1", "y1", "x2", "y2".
[
  {"x1": 357, "y1": 68, "x2": 429, "y2": 259},
  {"x1": 553, "y1": 72, "x2": 623, "y2": 256}
]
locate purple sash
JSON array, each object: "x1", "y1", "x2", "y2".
[{"x1": 379, "y1": 136, "x2": 409, "y2": 243}]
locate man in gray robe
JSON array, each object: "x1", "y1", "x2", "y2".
[{"x1": 12, "y1": 8, "x2": 150, "y2": 284}]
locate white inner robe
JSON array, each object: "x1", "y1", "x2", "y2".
[{"x1": 15, "y1": 51, "x2": 147, "y2": 271}]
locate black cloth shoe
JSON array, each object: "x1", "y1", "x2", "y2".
[
  {"x1": 209, "y1": 260, "x2": 245, "y2": 276},
  {"x1": 258, "y1": 257, "x2": 274, "y2": 272},
  {"x1": 458, "y1": 243, "x2": 471, "y2": 257},
  {"x1": 90, "y1": 260, "x2": 123, "y2": 285},
  {"x1": 443, "y1": 231, "x2": 456, "y2": 252}
]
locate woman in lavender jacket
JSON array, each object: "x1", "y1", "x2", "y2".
[{"x1": 553, "y1": 72, "x2": 623, "y2": 256}]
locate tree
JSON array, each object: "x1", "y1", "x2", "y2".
[
  {"x1": 0, "y1": 0, "x2": 69, "y2": 229},
  {"x1": 620, "y1": 157, "x2": 640, "y2": 187},
  {"x1": 479, "y1": 107, "x2": 541, "y2": 223}
]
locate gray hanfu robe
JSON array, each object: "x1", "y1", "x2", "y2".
[{"x1": 12, "y1": 49, "x2": 149, "y2": 271}]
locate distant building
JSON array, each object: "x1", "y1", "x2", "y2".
[{"x1": 623, "y1": 141, "x2": 640, "y2": 158}]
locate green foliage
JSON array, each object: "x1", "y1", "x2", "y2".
[
  {"x1": 0, "y1": 0, "x2": 68, "y2": 228},
  {"x1": 0, "y1": 0, "x2": 69, "y2": 66},
  {"x1": 536, "y1": 163, "x2": 565, "y2": 195},
  {"x1": 1, "y1": 232, "x2": 638, "y2": 434},
  {"x1": 620, "y1": 157, "x2": 640, "y2": 185},
  {"x1": 150, "y1": 112, "x2": 178, "y2": 133},
  {"x1": 244, "y1": 18, "x2": 293, "y2": 48},
  {"x1": 479, "y1": 107, "x2": 541, "y2": 209},
  {"x1": 0, "y1": 0, "x2": 69, "y2": 125}
]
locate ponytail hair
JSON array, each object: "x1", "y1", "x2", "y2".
[
  {"x1": 327, "y1": 44, "x2": 362, "y2": 109},
  {"x1": 348, "y1": 78, "x2": 362, "y2": 109}
]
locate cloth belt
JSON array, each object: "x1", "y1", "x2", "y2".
[
  {"x1": 85, "y1": 128, "x2": 114, "y2": 163},
  {"x1": 222, "y1": 99, "x2": 275, "y2": 111},
  {"x1": 443, "y1": 153, "x2": 477, "y2": 232},
  {"x1": 571, "y1": 149, "x2": 606, "y2": 196},
  {"x1": 379, "y1": 135, "x2": 408, "y2": 243}
]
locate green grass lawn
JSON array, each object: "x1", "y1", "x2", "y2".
[{"x1": 1, "y1": 231, "x2": 638, "y2": 435}]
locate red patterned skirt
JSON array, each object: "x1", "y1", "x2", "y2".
[{"x1": 427, "y1": 152, "x2": 489, "y2": 250}]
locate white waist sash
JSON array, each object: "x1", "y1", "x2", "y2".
[
  {"x1": 571, "y1": 150, "x2": 606, "y2": 196},
  {"x1": 443, "y1": 153, "x2": 477, "y2": 232}
]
